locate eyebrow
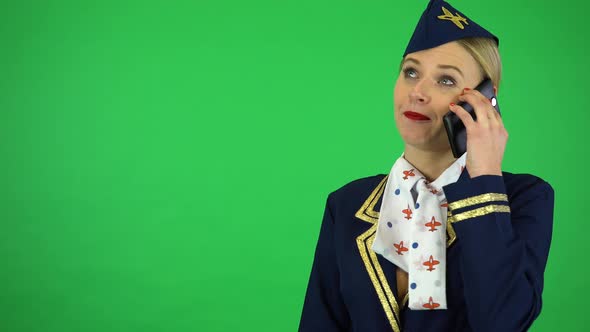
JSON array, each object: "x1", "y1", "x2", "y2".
[{"x1": 403, "y1": 57, "x2": 464, "y2": 77}]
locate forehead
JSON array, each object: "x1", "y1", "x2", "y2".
[{"x1": 404, "y1": 42, "x2": 478, "y2": 70}]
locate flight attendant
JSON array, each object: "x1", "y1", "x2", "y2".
[{"x1": 299, "y1": 0, "x2": 554, "y2": 331}]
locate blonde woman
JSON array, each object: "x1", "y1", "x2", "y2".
[{"x1": 299, "y1": 1, "x2": 554, "y2": 331}]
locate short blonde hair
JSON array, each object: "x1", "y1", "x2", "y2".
[{"x1": 455, "y1": 37, "x2": 502, "y2": 90}]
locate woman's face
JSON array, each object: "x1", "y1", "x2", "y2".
[{"x1": 393, "y1": 41, "x2": 484, "y2": 152}]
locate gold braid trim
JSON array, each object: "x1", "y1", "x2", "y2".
[
  {"x1": 356, "y1": 225, "x2": 401, "y2": 332},
  {"x1": 446, "y1": 219, "x2": 457, "y2": 247},
  {"x1": 355, "y1": 176, "x2": 388, "y2": 223},
  {"x1": 448, "y1": 204, "x2": 511, "y2": 223},
  {"x1": 448, "y1": 193, "x2": 508, "y2": 211},
  {"x1": 368, "y1": 235, "x2": 401, "y2": 324},
  {"x1": 402, "y1": 293, "x2": 409, "y2": 308}
]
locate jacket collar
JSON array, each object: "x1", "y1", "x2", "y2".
[
  {"x1": 354, "y1": 176, "x2": 387, "y2": 224},
  {"x1": 354, "y1": 168, "x2": 468, "y2": 247}
]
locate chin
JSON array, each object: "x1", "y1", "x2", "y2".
[
  {"x1": 397, "y1": 125, "x2": 429, "y2": 143},
  {"x1": 397, "y1": 128, "x2": 450, "y2": 152}
]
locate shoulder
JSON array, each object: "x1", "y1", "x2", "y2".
[
  {"x1": 328, "y1": 174, "x2": 386, "y2": 202},
  {"x1": 325, "y1": 174, "x2": 387, "y2": 219}
]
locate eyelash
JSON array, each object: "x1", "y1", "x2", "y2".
[{"x1": 402, "y1": 67, "x2": 457, "y2": 87}]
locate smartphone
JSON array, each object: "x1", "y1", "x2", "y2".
[{"x1": 443, "y1": 78, "x2": 501, "y2": 158}]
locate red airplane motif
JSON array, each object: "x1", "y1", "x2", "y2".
[
  {"x1": 402, "y1": 168, "x2": 415, "y2": 180},
  {"x1": 422, "y1": 296, "x2": 440, "y2": 310},
  {"x1": 440, "y1": 203, "x2": 448, "y2": 208},
  {"x1": 402, "y1": 204, "x2": 413, "y2": 220},
  {"x1": 430, "y1": 188, "x2": 439, "y2": 194},
  {"x1": 425, "y1": 216, "x2": 442, "y2": 232},
  {"x1": 423, "y1": 255, "x2": 440, "y2": 271},
  {"x1": 393, "y1": 241, "x2": 409, "y2": 255}
]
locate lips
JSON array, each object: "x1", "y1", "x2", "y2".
[{"x1": 403, "y1": 111, "x2": 431, "y2": 121}]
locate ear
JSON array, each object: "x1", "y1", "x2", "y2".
[{"x1": 493, "y1": 85, "x2": 498, "y2": 96}]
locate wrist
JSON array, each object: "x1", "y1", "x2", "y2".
[{"x1": 468, "y1": 168, "x2": 502, "y2": 178}]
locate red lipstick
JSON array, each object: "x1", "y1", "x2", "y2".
[{"x1": 403, "y1": 111, "x2": 431, "y2": 121}]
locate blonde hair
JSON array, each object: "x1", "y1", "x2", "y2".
[{"x1": 455, "y1": 37, "x2": 502, "y2": 90}]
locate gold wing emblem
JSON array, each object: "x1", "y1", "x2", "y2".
[{"x1": 437, "y1": 6, "x2": 469, "y2": 30}]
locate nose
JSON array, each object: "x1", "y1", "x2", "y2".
[{"x1": 409, "y1": 79, "x2": 431, "y2": 104}]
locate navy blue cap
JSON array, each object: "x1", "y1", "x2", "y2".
[{"x1": 403, "y1": 0, "x2": 499, "y2": 57}]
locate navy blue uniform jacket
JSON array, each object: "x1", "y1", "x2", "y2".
[{"x1": 299, "y1": 171, "x2": 554, "y2": 331}]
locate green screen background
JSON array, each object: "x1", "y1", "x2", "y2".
[{"x1": 1, "y1": 0, "x2": 587, "y2": 331}]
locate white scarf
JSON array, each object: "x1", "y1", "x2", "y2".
[{"x1": 372, "y1": 153, "x2": 466, "y2": 310}]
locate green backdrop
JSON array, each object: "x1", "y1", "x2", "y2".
[{"x1": 1, "y1": 0, "x2": 587, "y2": 331}]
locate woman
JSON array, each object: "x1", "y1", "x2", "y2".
[{"x1": 299, "y1": 1, "x2": 554, "y2": 331}]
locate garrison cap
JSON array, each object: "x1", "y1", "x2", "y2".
[{"x1": 403, "y1": 0, "x2": 499, "y2": 57}]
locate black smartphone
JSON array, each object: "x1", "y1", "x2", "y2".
[{"x1": 443, "y1": 78, "x2": 500, "y2": 158}]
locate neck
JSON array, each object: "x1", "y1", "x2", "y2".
[{"x1": 403, "y1": 145, "x2": 457, "y2": 182}]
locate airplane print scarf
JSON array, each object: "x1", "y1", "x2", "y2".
[{"x1": 372, "y1": 153, "x2": 466, "y2": 310}]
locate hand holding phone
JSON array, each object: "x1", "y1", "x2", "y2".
[{"x1": 443, "y1": 79, "x2": 501, "y2": 158}]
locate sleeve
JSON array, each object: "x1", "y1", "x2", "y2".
[
  {"x1": 442, "y1": 175, "x2": 554, "y2": 332},
  {"x1": 299, "y1": 193, "x2": 351, "y2": 332}
]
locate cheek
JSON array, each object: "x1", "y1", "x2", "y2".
[
  {"x1": 393, "y1": 76, "x2": 403, "y2": 91},
  {"x1": 435, "y1": 97, "x2": 455, "y2": 117},
  {"x1": 393, "y1": 81, "x2": 404, "y2": 108}
]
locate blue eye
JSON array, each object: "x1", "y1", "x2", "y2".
[
  {"x1": 439, "y1": 76, "x2": 456, "y2": 86},
  {"x1": 402, "y1": 67, "x2": 457, "y2": 87},
  {"x1": 402, "y1": 67, "x2": 418, "y2": 79}
]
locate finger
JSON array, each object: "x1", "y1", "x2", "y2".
[
  {"x1": 462, "y1": 88, "x2": 497, "y2": 111},
  {"x1": 489, "y1": 103, "x2": 501, "y2": 125},
  {"x1": 485, "y1": 97, "x2": 504, "y2": 126},
  {"x1": 458, "y1": 92, "x2": 490, "y2": 126},
  {"x1": 479, "y1": 96, "x2": 499, "y2": 125},
  {"x1": 462, "y1": 87, "x2": 489, "y2": 102},
  {"x1": 463, "y1": 88, "x2": 503, "y2": 128},
  {"x1": 463, "y1": 88, "x2": 501, "y2": 121},
  {"x1": 487, "y1": 107, "x2": 500, "y2": 126},
  {"x1": 449, "y1": 102, "x2": 475, "y2": 128}
]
